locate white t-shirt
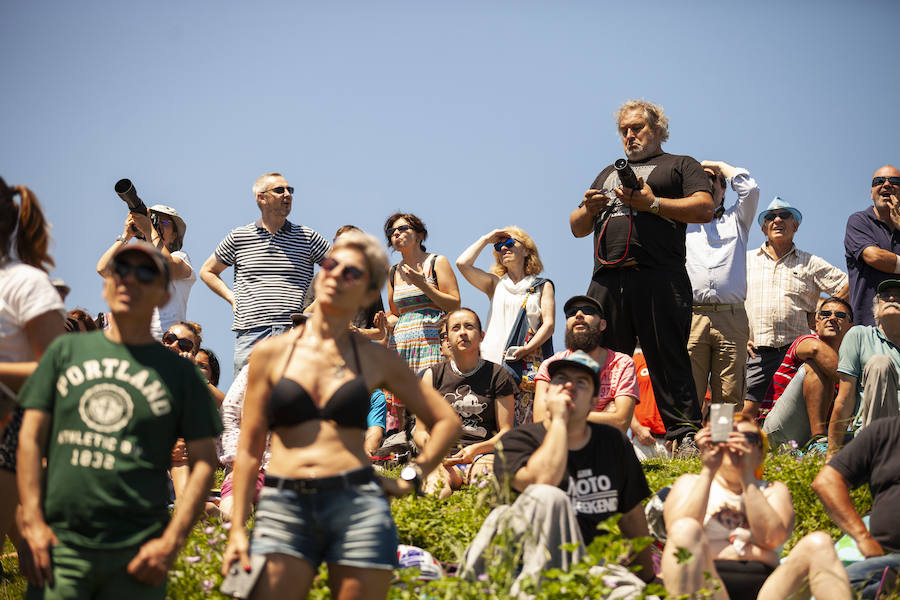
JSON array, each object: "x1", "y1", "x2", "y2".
[
  {"x1": 0, "y1": 260, "x2": 65, "y2": 362},
  {"x1": 151, "y1": 250, "x2": 196, "y2": 340}
]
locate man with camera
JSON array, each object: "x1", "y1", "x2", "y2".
[
  {"x1": 199, "y1": 172, "x2": 330, "y2": 375},
  {"x1": 685, "y1": 161, "x2": 759, "y2": 410},
  {"x1": 569, "y1": 99, "x2": 713, "y2": 450},
  {"x1": 844, "y1": 165, "x2": 900, "y2": 327},
  {"x1": 97, "y1": 203, "x2": 195, "y2": 340},
  {"x1": 17, "y1": 242, "x2": 221, "y2": 599}
]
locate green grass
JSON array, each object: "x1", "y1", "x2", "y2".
[{"x1": 1, "y1": 453, "x2": 895, "y2": 599}]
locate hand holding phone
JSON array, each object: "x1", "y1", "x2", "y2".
[
  {"x1": 709, "y1": 404, "x2": 735, "y2": 443},
  {"x1": 504, "y1": 346, "x2": 522, "y2": 362}
]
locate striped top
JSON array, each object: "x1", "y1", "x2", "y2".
[{"x1": 215, "y1": 219, "x2": 329, "y2": 330}]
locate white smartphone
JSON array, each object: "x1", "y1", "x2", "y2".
[
  {"x1": 709, "y1": 403, "x2": 735, "y2": 443},
  {"x1": 504, "y1": 346, "x2": 522, "y2": 361}
]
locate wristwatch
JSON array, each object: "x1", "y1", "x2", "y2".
[
  {"x1": 400, "y1": 463, "x2": 424, "y2": 497},
  {"x1": 115, "y1": 234, "x2": 128, "y2": 243},
  {"x1": 649, "y1": 197, "x2": 661, "y2": 215}
]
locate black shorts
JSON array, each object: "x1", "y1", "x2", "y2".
[{"x1": 713, "y1": 559, "x2": 776, "y2": 600}]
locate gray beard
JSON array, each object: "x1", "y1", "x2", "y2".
[{"x1": 565, "y1": 328, "x2": 602, "y2": 353}]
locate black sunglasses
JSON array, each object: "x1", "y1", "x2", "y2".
[
  {"x1": 742, "y1": 431, "x2": 763, "y2": 447},
  {"x1": 163, "y1": 332, "x2": 195, "y2": 353},
  {"x1": 321, "y1": 257, "x2": 367, "y2": 283},
  {"x1": 388, "y1": 224, "x2": 414, "y2": 238},
  {"x1": 872, "y1": 176, "x2": 900, "y2": 188},
  {"x1": 564, "y1": 304, "x2": 602, "y2": 319},
  {"x1": 763, "y1": 210, "x2": 794, "y2": 222},
  {"x1": 818, "y1": 309, "x2": 849, "y2": 319},
  {"x1": 111, "y1": 260, "x2": 160, "y2": 284},
  {"x1": 493, "y1": 238, "x2": 517, "y2": 252},
  {"x1": 439, "y1": 332, "x2": 448, "y2": 341},
  {"x1": 264, "y1": 186, "x2": 294, "y2": 195}
]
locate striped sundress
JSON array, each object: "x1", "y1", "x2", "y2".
[{"x1": 386, "y1": 254, "x2": 445, "y2": 425}]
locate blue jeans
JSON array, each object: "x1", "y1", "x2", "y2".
[
  {"x1": 846, "y1": 553, "x2": 900, "y2": 599},
  {"x1": 234, "y1": 324, "x2": 289, "y2": 376}
]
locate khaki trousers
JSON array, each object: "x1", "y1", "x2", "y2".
[{"x1": 688, "y1": 305, "x2": 750, "y2": 407}]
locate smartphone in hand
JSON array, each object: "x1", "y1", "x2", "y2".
[{"x1": 709, "y1": 404, "x2": 734, "y2": 443}]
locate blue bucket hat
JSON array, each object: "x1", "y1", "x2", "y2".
[{"x1": 757, "y1": 196, "x2": 803, "y2": 227}]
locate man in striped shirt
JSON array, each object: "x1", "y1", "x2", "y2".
[
  {"x1": 760, "y1": 296, "x2": 852, "y2": 451},
  {"x1": 199, "y1": 172, "x2": 330, "y2": 374}
]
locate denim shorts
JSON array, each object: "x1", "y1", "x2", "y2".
[{"x1": 249, "y1": 475, "x2": 398, "y2": 570}]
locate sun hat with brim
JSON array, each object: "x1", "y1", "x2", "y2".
[
  {"x1": 877, "y1": 279, "x2": 900, "y2": 294},
  {"x1": 148, "y1": 204, "x2": 186, "y2": 251},
  {"x1": 112, "y1": 241, "x2": 170, "y2": 285},
  {"x1": 757, "y1": 196, "x2": 803, "y2": 227},
  {"x1": 546, "y1": 350, "x2": 601, "y2": 395}
]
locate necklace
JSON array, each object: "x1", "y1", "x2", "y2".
[{"x1": 450, "y1": 358, "x2": 483, "y2": 377}]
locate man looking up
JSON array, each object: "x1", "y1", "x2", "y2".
[
  {"x1": 827, "y1": 279, "x2": 900, "y2": 459},
  {"x1": 17, "y1": 242, "x2": 222, "y2": 599},
  {"x1": 761, "y1": 297, "x2": 853, "y2": 452},
  {"x1": 744, "y1": 198, "x2": 848, "y2": 418},
  {"x1": 199, "y1": 173, "x2": 330, "y2": 374},
  {"x1": 463, "y1": 351, "x2": 654, "y2": 592},
  {"x1": 686, "y1": 160, "x2": 759, "y2": 409},
  {"x1": 533, "y1": 295, "x2": 638, "y2": 434},
  {"x1": 845, "y1": 165, "x2": 900, "y2": 326},
  {"x1": 569, "y1": 99, "x2": 713, "y2": 448}
]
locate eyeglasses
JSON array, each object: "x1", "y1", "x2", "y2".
[
  {"x1": 157, "y1": 218, "x2": 173, "y2": 227},
  {"x1": 388, "y1": 224, "x2": 414, "y2": 237},
  {"x1": 493, "y1": 238, "x2": 518, "y2": 252},
  {"x1": 763, "y1": 210, "x2": 794, "y2": 222},
  {"x1": 264, "y1": 186, "x2": 294, "y2": 195},
  {"x1": 564, "y1": 304, "x2": 602, "y2": 319},
  {"x1": 439, "y1": 332, "x2": 448, "y2": 341},
  {"x1": 320, "y1": 256, "x2": 367, "y2": 283},
  {"x1": 111, "y1": 260, "x2": 160, "y2": 284},
  {"x1": 742, "y1": 431, "x2": 763, "y2": 447},
  {"x1": 872, "y1": 176, "x2": 900, "y2": 188},
  {"x1": 162, "y1": 332, "x2": 195, "y2": 353},
  {"x1": 818, "y1": 309, "x2": 849, "y2": 319}
]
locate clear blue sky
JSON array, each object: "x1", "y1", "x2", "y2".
[{"x1": 3, "y1": 1, "x2": 898, "y2": 389}]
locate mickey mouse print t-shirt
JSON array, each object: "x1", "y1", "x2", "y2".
[{"x1": 429, "y1": 360, "x2": 516, "y2": 447}]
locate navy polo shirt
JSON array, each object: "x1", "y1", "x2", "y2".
[{"x1": 844, "y1": 208, "x2": 900, "y2": 327}]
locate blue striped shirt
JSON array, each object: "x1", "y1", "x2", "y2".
[{"x1": 215, "y1": 219, "x2": 330, "y2": 330}]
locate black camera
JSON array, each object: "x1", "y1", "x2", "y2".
[
  {"x1": 115, "y1": 179, "x2": 148, "y2": 215},
  {"x1": 614, "y1": 158, "x2": 640, "y2": 190}
]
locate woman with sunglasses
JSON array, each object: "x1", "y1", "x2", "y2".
[
  {"x1": 222, "y1": 231, "x2": 460, "y2": 600},
  {"x1": 661, "y1": 415, "x2": 851, "y2": 600},
  {"x1": 456, "y1": 227, "x2": 555, "y2": 424},
  {"x1": 382, "y1": 213, "x2": 460, "y2": 432},
  {"x1": 0, "y1": 177, "x2": 66, "y2": 579},
  {"x1": 97, "y1": 204, "x2": 195, "y2": 340}
]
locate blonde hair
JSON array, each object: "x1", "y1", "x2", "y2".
[
  {"x1": 614, "y1": 99, "x2": 670, "y2": 143},
  {"x1": 490, "y1": 226, "x2": 544, "y2": 278},
  {"x1": 331, "y1": 231, "x2": 389, "y2": 292}
]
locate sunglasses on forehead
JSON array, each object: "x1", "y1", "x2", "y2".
[
  {"x1": 872, "y1": 176, "x2": 900, "y2": 188},
  {"x1": 111, "y1": 260, "x2": 160, "y2": 284},
  {"x1": 162, "y1": 332, "x2": 194, "y2": 353}
]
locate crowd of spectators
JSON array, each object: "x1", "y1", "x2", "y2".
[{"x1": 2, "y1": 100, "x2": 899, "y2": 599}]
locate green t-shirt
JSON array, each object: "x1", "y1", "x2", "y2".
[{"x1": 19, "y1": 331, "x2": 223, "y2": 549}]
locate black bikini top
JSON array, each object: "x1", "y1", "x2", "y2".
[{"x1": 268, "y1": 334, "x2": 369, "y2": 430}]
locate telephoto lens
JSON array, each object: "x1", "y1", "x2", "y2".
[
  {"x1": 614, "y1": 159, "x2": 640, "y2": 190},
  {"x1": 115, "y1": 178, "x2": 147, "y2": 214}
]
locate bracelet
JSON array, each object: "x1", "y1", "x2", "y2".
[
  {"x1": 115, "y1": 235, "x2": 128, "y2": 243},
  {"x1": 893, "y1": 254, "x2": 900, "y2": 274}
]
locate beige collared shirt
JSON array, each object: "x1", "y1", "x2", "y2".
[{"x1": 745, "y1": 243, "x2": 847, "y2": 348}]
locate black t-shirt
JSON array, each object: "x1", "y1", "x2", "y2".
[
  {"x1": 590, "y1": 151, "x2": 711, "y2": 272},
  {"x1": 430, "y1": 360, "x2": 516, "y2": 447},
  {"x1": 828, "y1": 416, "x2": 900, "y2": 553},
  {"x1": 494, "y1": 422, "x2": 650, "y2": 543}
]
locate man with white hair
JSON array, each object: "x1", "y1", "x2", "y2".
[
  {"x1": 97, "y1": 204, "x2": 195, "y2": 340},
  {"x1": 199, "y1": 173, "x2": 330, "y2": 374},
  {"x1": 569, "y1": 99, "x2": 713, "y2": 449},
  {"x1": 744, "y1": 197, "x2": 848, "y2": 419},
  {"x1": 826, "y1": 279, "x2": 900, "y2": 459}
]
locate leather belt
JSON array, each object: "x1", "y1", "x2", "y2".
[
  {"x1": 263, "y1": 467, "x2": 375, "y2": 494},
  {"x1": 600, "y1": 259, "x2": 638, "y2": 269}
]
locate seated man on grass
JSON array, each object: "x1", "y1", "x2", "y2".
[
  {"x1": 462, "y1": 351, "x2": 654, "y2": 591},
  {"x1": 813, "y1": 415, "x2": 900, "y2": 598},
  {"x1": 760, "y1": 296, "x2": 853, "y2": 451}
]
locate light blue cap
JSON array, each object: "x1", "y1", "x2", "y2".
[
  {"x1": 757, "y1": 196, "x2": 802, "y2": 227},
  {"x1": 547, "y1": 350, "x2": 600, "y2": 393}
]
